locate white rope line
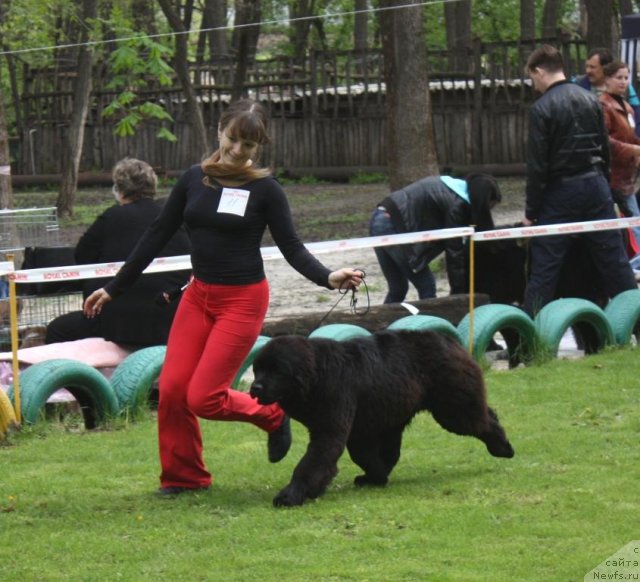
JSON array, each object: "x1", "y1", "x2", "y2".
[
  {"x1": 0, "y1": 0, "x2": 461, "y2": 57},
  {"x1": 2, "y1": 227, "x2": 473, "y2": 282},
  {"x1": 2, "y1": 217, "x2": 639, "y2": 283}
]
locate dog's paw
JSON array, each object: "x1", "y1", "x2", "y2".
[
  {"x1": 354, "y1": 474, "x2": 388, "y2": 487},
  {"x1": 273, "y1": 485, "x2": 306, "y2": 507}
]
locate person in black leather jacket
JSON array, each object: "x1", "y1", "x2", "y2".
[
  {"x1": 522, "y1": 45, "x2": 636, "y2": 316},
  {"x1": 369, "y1": 174, "x2": 501, "y2": 303}
]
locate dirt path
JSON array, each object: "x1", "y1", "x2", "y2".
[{"x1": 263, "y1": 200, "x2": 525, "y2": 323}]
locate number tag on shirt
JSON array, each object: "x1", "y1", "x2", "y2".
[
  {"x1": 217, "y1": 188, "x2": 250, "y2": 217},
  {"x1": 629, "y1": 113, "x2": 636, "y2": 129}
]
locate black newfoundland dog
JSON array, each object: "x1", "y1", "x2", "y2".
[{"x1": 249, "y1": 330, "x2": 514, "y2": 507}]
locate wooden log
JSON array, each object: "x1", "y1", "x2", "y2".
[{"x1": 261, "y1": 293, "x2": 491, "y2": 337}]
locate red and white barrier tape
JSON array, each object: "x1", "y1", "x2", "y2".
[
  {"x1": 2, "y1": 227, "x2": 472, "y2": 283},
  {"x1": 472, "y1": 216, "x2": 640, "y2": 241},
  {"x1": 1, "y1": 227, "x2": 472, "y2": 284},
  {"x1": 1, "y1": 217, "x2": 638, "y2": 284}
]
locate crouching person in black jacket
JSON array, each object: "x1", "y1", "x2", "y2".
[{"x1": 369, "y1": 174, "x2": 502, "y2": 303}]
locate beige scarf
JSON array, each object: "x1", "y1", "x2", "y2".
[{"x1": 201, "y1": 151, "x2": 271, "y2": 187}]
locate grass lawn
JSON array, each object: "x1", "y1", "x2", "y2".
[{"x1": 1, "y1": 347, "x2": 639, "y2": 581}]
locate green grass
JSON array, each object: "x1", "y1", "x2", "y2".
[{"x1": 1, "y1": 348, "x2": 639, "y2": 581}]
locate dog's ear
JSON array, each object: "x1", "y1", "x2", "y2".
[{"x1": 291, "y1": 339, "x2": 316, "y2": 400}]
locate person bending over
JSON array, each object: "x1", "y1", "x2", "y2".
[{"x1": 369, "y1": 173, "x2": 501, "y2": 303}]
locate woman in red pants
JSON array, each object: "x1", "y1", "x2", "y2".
[{"x1": 84, "y1": 100, "x2": 363, "y2": 495}]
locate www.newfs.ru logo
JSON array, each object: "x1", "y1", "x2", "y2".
[{"x1": 585, "y1": 541, "x2": 640, "y2": 581}]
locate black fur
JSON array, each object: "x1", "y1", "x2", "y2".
[{"x1": 250, "y1": 330, "x2": 514, "y2": 507}]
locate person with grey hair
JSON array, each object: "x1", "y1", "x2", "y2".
[{"x1": 45, "y1": 158, "x2": 191, "y2": 346}]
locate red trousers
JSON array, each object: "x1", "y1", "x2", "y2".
[{"x1": 157, "y1": 277, "x2": 284, "y2": 489}]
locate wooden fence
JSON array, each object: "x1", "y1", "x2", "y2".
[{"x1": 11, "y1": 37, "x2": 588, "y2": 177}]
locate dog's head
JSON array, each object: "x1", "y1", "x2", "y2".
[{"x1": 249, "y1": 335, "x2": 315, "y2": 405}]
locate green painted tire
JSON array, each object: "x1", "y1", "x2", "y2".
[
  {"x1": 232, "y1": 335, "x2": 272, "y2": 388},
  {"x1": 0, "y1": 388, "x2": 18, "y2": 440},
  {"x1": 308, "y1": 324, "x2": 372, "y2": 341},
  {"x1": 387, "y1": 315, "x2": 462, "y2": 343},
  {"x1": 8, "y1": 359, "x2": 118, "y2": 428},
  {"x1": 457, "y1": 304, "x2": 537, "y2": 367},
  {"x1": 110, "y1": 346, "x2": 167, "y2": 413},
  {"x1": 604, "y1": 289, "x2": 640, "y2": 345},
  {"x1": 534, "y1": 298, "x2": 615, "y2": 357}
]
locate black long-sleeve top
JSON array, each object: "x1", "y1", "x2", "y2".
[
  {"x1": 75, "y1": 197, "x2": 191, "y2": 298},
  {"x1": 104, "y1": 165, "x2": 331, "y2": 298}
]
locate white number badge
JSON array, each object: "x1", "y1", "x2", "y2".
[{"x1": 217, "y1": 188, "x2": 250, "y2": 217}]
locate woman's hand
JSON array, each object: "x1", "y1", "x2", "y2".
[
  {"x1": 328, "y1": 268, "x2": 365, "y2": 290},
  {"x1": 83, "y1": 288, "x2": 112, "y2": 318}
]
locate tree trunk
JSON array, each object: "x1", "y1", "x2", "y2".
[
  {"x1": 56, "y1": 0, "x2": 97, "y2": 218},
  {"x1": 288, "y1": 0, "x2": 317, "y2": 66},
  {"x1": 197, "y1": 0, "x2": 229, "y2": 64},
  {"x1": 354, "y1": 0, "x2": 368, "y2": 51},
  {"x1": 132, "y1": 0, "x2": 157, "y2": 34},
  {"x1": 157, "y1": 0, "x2": 210, "y2": 159},
  {"x1": 583, "y1": 0, "x2": 613, "y2": 50},
  {"x1": 541, "y1": 0, "x2": 562, "y2": 38},
  {"x1": 520, "y1": 0, "x2": 536, "y2": 41},
  {"x1": 209, "y1": 0, "x2": 229, "y2": 59},
  {"x1": 0, "y1": 0, "x2": 12, "y2": 209},
  {"x1": 379, "y1": 0, "x2": 439, "y2": 191},
  {"x1": 231, "y1": 0, "x2": 262, "y2": 100},
  {"x1": 0, "y1": 66, "x2": 12, "y2": 209},
  {"x1": 619, "y1": 0, "x2": 634, "y2": 16},
  {"x1": 444, "y1": 0, "x2": 471, "y2": 72}
]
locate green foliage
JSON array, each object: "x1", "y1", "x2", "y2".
[
  {"x1": 1, "y1": 349, "x2": 638, "y2": 580},
  {"x1": 102, "y1": 27, "x2": 177, "y2": 142}
]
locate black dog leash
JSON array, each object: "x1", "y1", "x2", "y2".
[{"x1": 312, "y1": 269, "x2": 370, "y2": 332}]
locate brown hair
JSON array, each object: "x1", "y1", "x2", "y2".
[
  {"x1": 112, "y1": 158, "x2": 157, "y2": 201},
  {"x1": 603, "y1": 60, "x2": 629, "y2": 78},
  {"x1": 526, "y1": 44, "x2": 564, "y2": 75},
  {"x1": 201, "y1": 99, "x2": 272, "y2": 184},
  {"x1": 587, "y1": 47, "x2": 614, "y2": 66}
]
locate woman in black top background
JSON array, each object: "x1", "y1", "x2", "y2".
[
  {"x1": 84, "y1": 100, "x2": 363, "y2": 496},
  {"x1": 45, "y1": 158, "x2": 190, "y2": 347}
]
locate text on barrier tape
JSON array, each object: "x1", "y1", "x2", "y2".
[{"x1": 471, "y1": 216, "x2": 640, "y2": 241}]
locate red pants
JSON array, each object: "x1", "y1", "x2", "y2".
[{"x1": 157, "y1": 278, "x2": 284, "y2": 489}]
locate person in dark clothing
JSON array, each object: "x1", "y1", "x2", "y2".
[
  {"x1": 522, "y1": 45, "x2": 636, "y2": 317},
  {"x1": 45, "y1": 158, "x2": 191, "y2": 347},
  {"x1": 369, "y1": 174, "x2": 501, "y2": 303},
  {"x1": 83, "y1": 99, "x2": 364, "y2": 496}
]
